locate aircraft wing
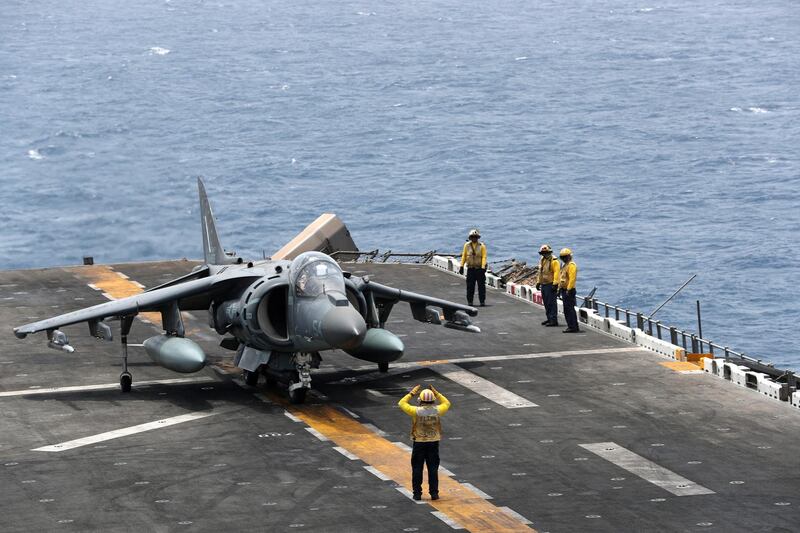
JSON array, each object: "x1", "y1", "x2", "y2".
[
  {"x1": 13, "y1": 270, "x2": 258, "y2": 338},
  {"x1": 359, "y1": 279, "x2": 480, "y2": 332}
]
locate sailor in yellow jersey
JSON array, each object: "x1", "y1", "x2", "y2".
[
  {"x1": 398, "y1": 384, "x2": 451, "y2": 500},
  {"x1": 535, "y1": 244, "x2": 560, "y2": 327},
  {"x1": 458, "y1": 228, "x2": 487, "y2": 306},
  {"x1": 558, "y1": 248, "x2": 580, "y2": 333}
]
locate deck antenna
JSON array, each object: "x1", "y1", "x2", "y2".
[
  {"x1": 696, "y1": 300, "x2": 703, "y2": 339},
  {"x1": 648, "y1": 274, "x2": 697, "y2": 319}
]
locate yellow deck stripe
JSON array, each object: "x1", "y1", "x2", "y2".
[
  {"x1": 67, "y1": 265, "x2": 163, "y2": 326},
  {"x1": 275, "y1": 394, "x2": 536, "y2": 532}
]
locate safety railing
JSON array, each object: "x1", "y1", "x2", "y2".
[
  {"x1": 331, "y1": 250, "x2": 463, "y2": 264},
  {"x1": 581, "y1": 295, "x2": 795, "y2": 383}
]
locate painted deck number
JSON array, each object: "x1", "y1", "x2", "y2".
[{"x1": 258, "y1": 432, "x2": 295, "y2": 438}]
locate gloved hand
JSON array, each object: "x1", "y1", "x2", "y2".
[
  {"x1": 552, "y1": 284, "x2": 559, "y2": 293},
  {"x1": 410, "y1": 385, "x2": 421, "y2": 395},
  {"x1": 535, "y1": 283, "x2": 541, "y2": 290},
  {"x1": 458, "y1": 266, "x2": 464, "y2": 275}
]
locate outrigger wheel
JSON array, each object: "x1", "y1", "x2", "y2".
[
  {"x1": 378, "y1": 362, "x2": 389, "y2": 373},
  {"x1": 120, "y1": 372, "x2": 132, "y2": 393}
]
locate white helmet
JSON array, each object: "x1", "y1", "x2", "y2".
[{"x1": 468, "y1": 229, "x2": 481, "y2": 238}]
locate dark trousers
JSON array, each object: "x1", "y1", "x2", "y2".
[
  {"x1": 561, "y1": 288, "x2": 578, "y2": 330},
  {"x1": 541, "y1": 284, "x2": 558, "y2": 324},
  {"x1": 466, "y1": 267, "x2": 486, "y2": 305},
  {"x1": 411, "y1": 441, "x2": 440, "y2": 496}
]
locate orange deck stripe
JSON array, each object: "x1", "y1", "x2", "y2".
[
  {"x1": 277, "y1": 394, "x2": 536, "y2": 532},
  {"x1": 660, "y1": 361, "x2": 703, "y2": 372}
]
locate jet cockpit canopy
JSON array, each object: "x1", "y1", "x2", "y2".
[{"x1": 291, "y1": 252, "x2": 346, "y2": 298}]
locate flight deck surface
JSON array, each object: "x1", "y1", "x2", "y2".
[{"x1": 0, "y1": 261, "x2": 797, "y2": 532}]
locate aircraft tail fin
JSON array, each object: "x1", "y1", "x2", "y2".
[{"x1": 198, "y1": 177, "x2": 231, "y2": 265}]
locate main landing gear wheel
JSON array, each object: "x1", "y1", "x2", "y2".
[
  {"x1": 120, "y1": 372, "x2": 132, "y2": 393},
  {"x1": 288, "y1": 385, "x2": 307, "y2": 405},
  {"x1": 243, "y1": 369, "x2": 259, "y2": 387},
  {"x1": 288, "y1": 370, "x2": 308, "y2": 404},
  {"x1": 378, "y1": 362, "x2": 389, "y2": 373}
]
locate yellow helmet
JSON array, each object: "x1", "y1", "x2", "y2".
[
  {"x1": 468, "y1": 229, "x2": 481, "y2": 238},
  {"x1": 559, "y1": 247, "x2": 572, "y2": 257},
  {"x1": 539, "y1": 244, "x2": 552, "y2": 254},
  {"x1": 419, "y1": 389, "x2": 435, "y2": 403}
]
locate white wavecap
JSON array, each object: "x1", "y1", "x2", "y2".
[
  {"x1": 149, "y1": 47, "x2": 171, "y2": 56},
  {"x1": 27, "y1": 149, "x2": 43, "y2": 160}
]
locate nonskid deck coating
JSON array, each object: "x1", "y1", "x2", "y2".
[{"x1": 0, "y1": 261, "x2": 798, "y2": 532}]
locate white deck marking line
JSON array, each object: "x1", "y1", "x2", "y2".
[
  {"x1": 339, "y1": 407, "x2": 360, "y2": 419},
  {"x1": 304, "y1": 427, "x2": 330, "y2": 442},
  {"x1": 0, "y1": 377, "x2": 216, "y2": 397},
  {"x1": 393, "y1": 441, "x2": 412, "y2": 452},
  {"x1": 463, "y1": 483, "x2": 493, "y2": 499},
  {"x1": 87, "y1": 284, "x2": 101, "y2": 291},
  {"x1": 325, "y1": 347, "x2": 641, "y2": 385},
  {"x1": 363, "y1": 423, "x2": 389, "y2": 437},
  {"x1": 500, "y1": 507, "x2": 533, "y2": 525},
  {"x1": 284, "y1": 411, "x2": 302, "y2": 423},
  {"x1": 433, "y1": 363, "x2": 537, "y2": 408},
  {"x1": 579, "y1": 442, "x2": 715, "y2": 496},
  {"x1": 431, "y1": 511, "x2": 465, "y2": 530},
  {"x1": 396, "y1": 486, "x2": 426, "y2": 504},
  {"x1": 333, "y1": 446, "x2": 359, "y2": 460},
  {"x1": 364, "y1": 465, "x2": 392, "y2": 481},
  {"x1": 439, "y1": 465, "x2": 456, "y2": 477},
  {"x1": 33, "y1": 411, "x2": 217, "y2": 452}
]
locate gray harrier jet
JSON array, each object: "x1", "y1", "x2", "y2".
[{"x1": 13, "y1": 179, "x2": 478, "y2": 403}]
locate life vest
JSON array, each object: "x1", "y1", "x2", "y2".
[
  {"x1": 411, "y1": 405, "x2": 442, "y2": 442},
  {"x1": 463, "y1": 242, "x2": 485, "y2": 268},
  {"x1": 538, "y1": 256, "x2": 559, "y2": 284},
  {"x1": 559, "y1": 261, "x2": 578, "y2": 290}
]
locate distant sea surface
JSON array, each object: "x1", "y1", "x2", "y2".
[{"x1": 1, "y1": 0, "x2": 798, "y2": 368}]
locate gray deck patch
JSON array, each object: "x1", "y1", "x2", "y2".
[{"x1": 579, "y1": 442, "x2": 715, "y2": 496}]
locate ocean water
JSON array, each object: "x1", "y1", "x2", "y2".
[{"x1": 1, "y1": 0, "x2": 798, "y2": 368}]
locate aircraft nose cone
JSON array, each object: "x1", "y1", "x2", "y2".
[{"x1": 322, "y1": 306, "x2": 367, "y2": 350}]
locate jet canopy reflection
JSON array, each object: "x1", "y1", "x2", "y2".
[{"x1": 291, "y1": 252, "x2": 346, "y2": 298}]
